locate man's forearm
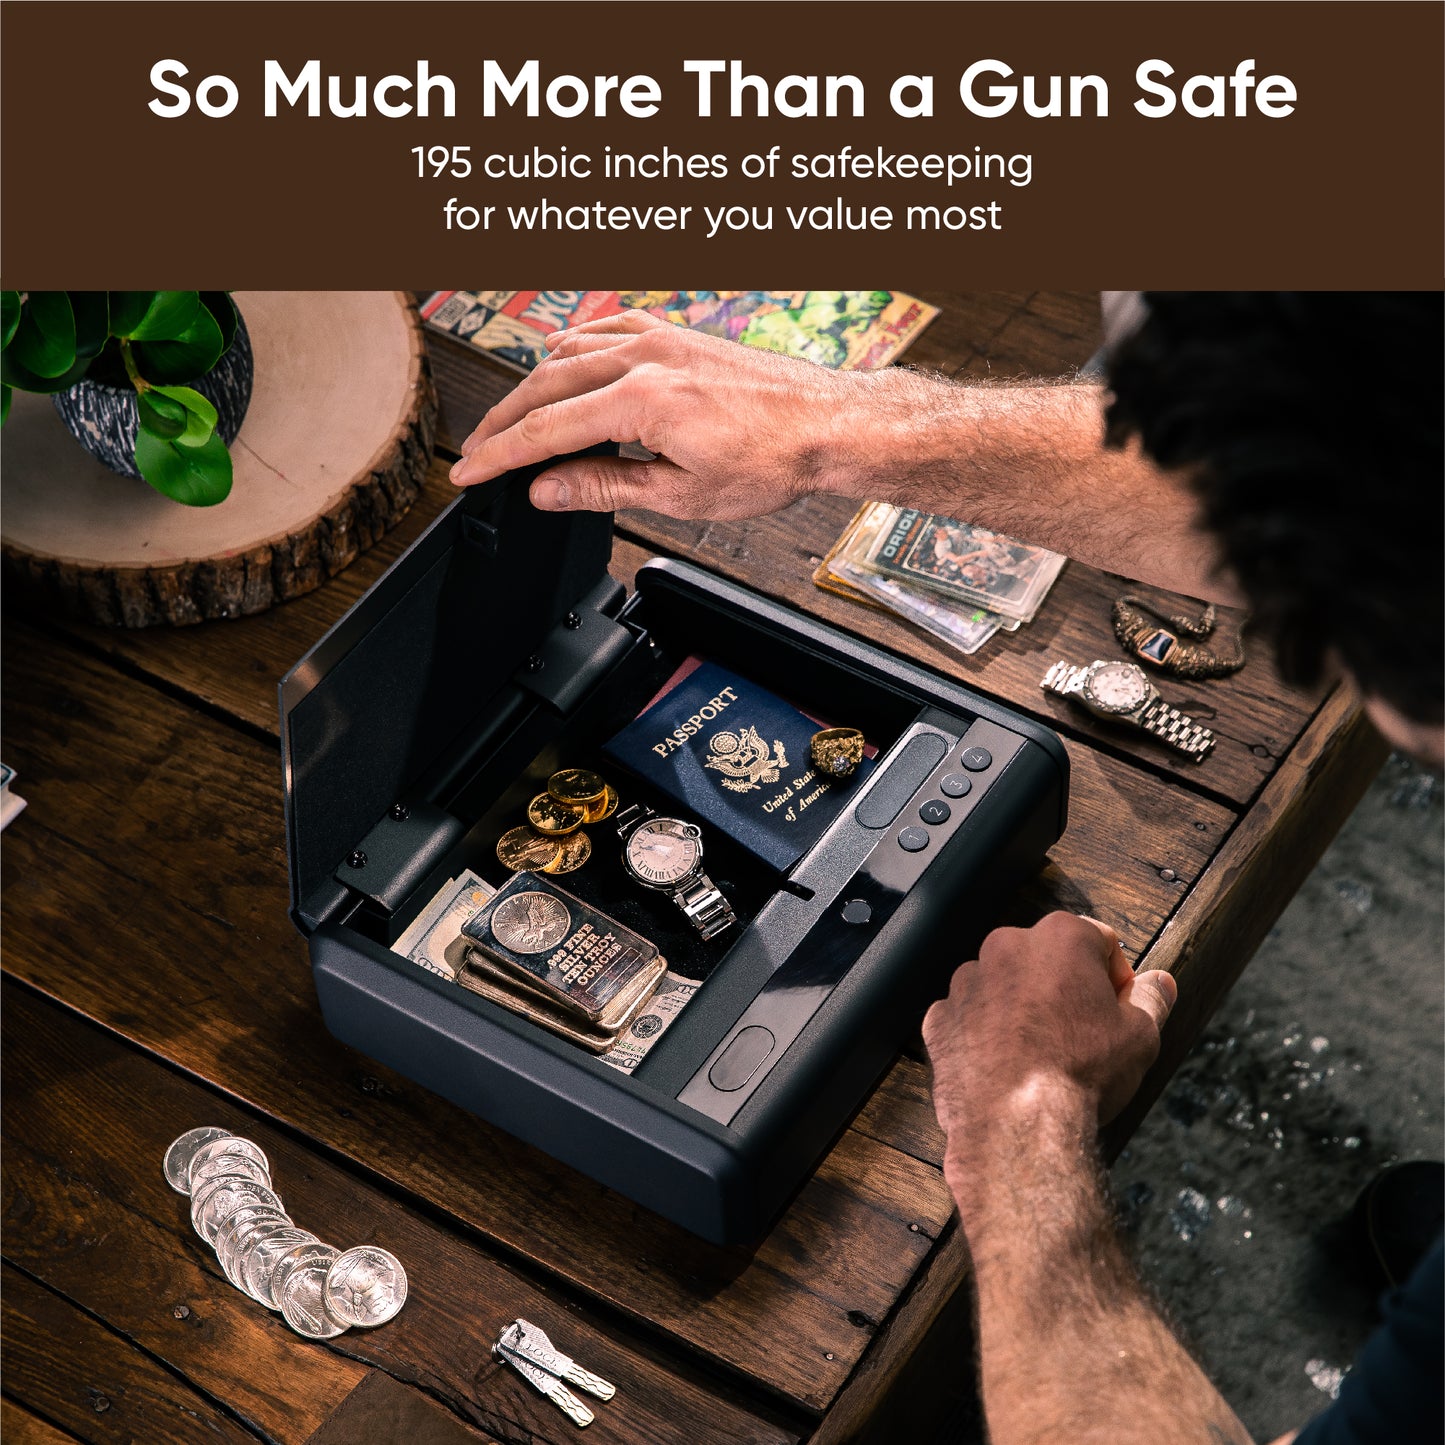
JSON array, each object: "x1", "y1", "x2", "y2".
[
  {"x1": 949, "y1": 1083, "x2": 1253, "y2": 1445},
  {"x1": 827, "y1": 372, "x2": 1241, "y2": 605}
]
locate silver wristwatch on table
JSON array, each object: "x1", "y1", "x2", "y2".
[
  {"x1": 1041, "y1": 659, "x2": 1216, "y2": 761},
  {"x1": 616, "y1": 804, "x2": 737, "y2": 940}
]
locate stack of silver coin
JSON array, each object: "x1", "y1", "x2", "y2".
[{"x1": 164, "y1": 1126, "x2": 408, "y2": 1339}]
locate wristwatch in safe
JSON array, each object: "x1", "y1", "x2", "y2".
[
  {"x1": 615, "y1": 803, "x2": 737, "y2": 940},
  {"x1": 1041, "y1": 659, "x2": 1216, "y2": 761}
]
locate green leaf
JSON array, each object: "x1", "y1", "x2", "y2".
[
  {"x1": 1, "y1": 292, "x2": 20, "y2": 349},
  {"x1": 149, "y1": 382, "x2": 217, "y2": 446},
  {"x1": 137, "y1": 388, "x2": 189, "y2": 440},
  {"x1": 134, "y1": 427, "x2": 232, "y2": 506},
  {"x1": 1, "y1": 345, "x2": 92, "y2": 394},
  {"x1": 200, "y1": 292, "x2": 238, "y2": 355},
  {"x1": 1, "y1": 383, "x2": 11, "y2": 426},
  {"x1": 106, "y1": 292, "x2": 153, "y2": 336},
  {"x1": 131, "y1": 305, "x2": 224, "y2": 383},
  {"x1": 125, "y1": 290, "x2": 201, "y2": 341},
  {"x1": 69, "y1": 292, "x2": 110, "y2": 359},
  {"x1": 10, "y1": 292, "x2": 77, "y2": 377}
]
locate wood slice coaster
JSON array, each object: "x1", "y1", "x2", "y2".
[{"x1": 1, "y1": 291, "x2": 437, "y2": 628}]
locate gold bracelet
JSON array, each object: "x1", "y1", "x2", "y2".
[{"x1": 1111, "y1": 594, "x2": 1247, "y2": 679}]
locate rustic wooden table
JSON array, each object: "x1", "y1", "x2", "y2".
[{"x1": 1, "y1": 293, "x2": 1387, "y2": 1445}]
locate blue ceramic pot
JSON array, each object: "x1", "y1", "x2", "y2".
[{"x1": 52, "y1": 308, "x2": 254, "y2": 480}]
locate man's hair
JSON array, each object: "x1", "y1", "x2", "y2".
[{"x1": 1105, "y1": 292, "x2": 1443, "y2": 722}]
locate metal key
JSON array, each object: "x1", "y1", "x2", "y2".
[
  {"x1": 499, "y1": 1318, "x2": 617, "y2": 1402},
  {"x1": 494, "y1": 1343, "x2": 595, "y2": 1428}
]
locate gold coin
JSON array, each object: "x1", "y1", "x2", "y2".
[
  {"x1": 544, "y1": 830, "x2": 592, "y2": 874},
  {"x1": 495, "y1": 826, "x2": 562, "y2": 872},
  {"x1": 527, "y1": 792, "x2": 585, "y2": 836},
  {"x1": 548, "y1": 768, "x2": 607, "y2": 807},
  {"x1": 582, "y1": 783, "x2": 619, "y2": 824}
]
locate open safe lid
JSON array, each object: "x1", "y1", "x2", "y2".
[{"x1": 278, "y1": 456, "x2": 618, "y2": 929}]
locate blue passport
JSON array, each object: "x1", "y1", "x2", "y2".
[{"x1": 603, "y1": 660, "x2": 873, "y2": 872}]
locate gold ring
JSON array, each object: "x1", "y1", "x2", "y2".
[{"x1": 810, "y1": 727, "x2": 866, "y2": 781}]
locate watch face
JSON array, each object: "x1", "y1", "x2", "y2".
[
  {"x1": 626, "y1": 819, "x2": 700, "y2": 887},
  {"x1": 1085, "y1": 661, "x2": 1149, "y2": 713}
]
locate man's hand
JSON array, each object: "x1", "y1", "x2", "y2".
[
  {"x1": 924, "y1": 916, "x2": 1256, "y2": 1445},
  {"x1": 449, "y1": 309, "x2": 898, "y2": 519},
  {"x1": 922, "y1": 912, "x2": 1176, "y2": 1199},
  {"x1": 449, "y1": 308, "x2": 1237, "y2": 603}
]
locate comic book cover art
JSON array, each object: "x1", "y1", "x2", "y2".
[{"x1": 421, "y1": 289, "x2": 937, "y2": 372}]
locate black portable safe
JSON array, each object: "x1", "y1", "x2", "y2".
[{"x1": 280, "y1": 458, "x2": 1069, "y2": 1245}]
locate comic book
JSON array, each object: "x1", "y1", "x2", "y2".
[{"x1": 420, "y1": 290, "x2": 938, "y2": 372}]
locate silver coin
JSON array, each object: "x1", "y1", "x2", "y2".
[
  {"x1": 491, "y1": 890, "x2": 571, "y2": 954},
  {"x1": 190, "y1": 1152, "x2": 272, "y2": 1194},
  {"x1": 323, "y1": 1245, "x2": 409, "y2": 1328},
  {"x1": 275, "y1": 1244, "x2": 347, "y2": 1338},
  {"x1": 189, "y1": 1171, "x2": 249, "y2": 1236},
  {"x1": 240, "y1": 1226, "x2": 316, "y2": 1309},
  {"x1": 163, "y1": 1127, "x2": 232, "y2": 1194},
  {"x1": 216, "y1": 1209, "x2": 292, "y2": 1292},
  {"x1": 192, "y1": 1178, "x2": 285, "y2": 1246},
  {"x1": 187, "y1": 1136, "x2": 270, "y2": 1192}
]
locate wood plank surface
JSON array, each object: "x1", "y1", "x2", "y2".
[
  {"x1": 305, "y1": 1373, "x2": 498, "y2": 1445},
  {"x1": 1105, "y1": 683, "x2": 1390, "y2": 1150},
  {"x1": 0, "y1": 1397, "x2": 85, "y2": 1445},
  {"x1": 2, "y1": 981, "x2": 793, "y2": 1445},
  {"x1": 2, "y1": 1264, "x2": 263, "y2": 1445}
]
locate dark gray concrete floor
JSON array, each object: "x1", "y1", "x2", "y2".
[{"x1": 1111, "y1": 752, "x2": 1444, "y2": 1442}]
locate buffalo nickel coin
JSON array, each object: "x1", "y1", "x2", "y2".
[
  {"x1": 217, "y1": 1210, "x2": 292, "y2": 1295},
  {"x1": 241, "y1": 1226, "x2": 317, "y2": 1310},
  {"x1": 275, "y1": 1244, "x2": 346, "y2": 1338},
  {"x1": 323, "y1": 1246, "x2": 409, "y2": 1328}
]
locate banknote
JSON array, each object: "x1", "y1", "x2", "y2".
[
  {"x1": 392, "y1": 870, "x2": 496, "y2": 980},
  {"x1": 599, "y1": 972, "x2": 700, "y2": 1074}
]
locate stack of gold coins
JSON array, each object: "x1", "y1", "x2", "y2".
[{"x1": 495, "y1": 768, "x2": 620, "y2": 876}]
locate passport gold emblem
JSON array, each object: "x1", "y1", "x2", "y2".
[{"x1": 704, "y1": 725, "x2": 788, "y2": 794}]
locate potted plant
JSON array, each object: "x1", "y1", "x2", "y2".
[{"x1": 1, "y1": 291, "x2": 251, "y2": 506}]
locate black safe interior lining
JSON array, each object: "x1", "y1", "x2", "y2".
[{"x1": 373, "y1": 589, "x2": 921, "y2": 985}]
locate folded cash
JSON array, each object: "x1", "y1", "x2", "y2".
[
  {"x1": 597, "y1": 972, "x2": 699, "y2": 1074},
  {"x1": 391, "y1": 869, "x2": 495, "y2": 979}
]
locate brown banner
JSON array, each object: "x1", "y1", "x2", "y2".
[{"x1": 3, "y1": 1, "x2": 1440, "y2": 286}]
